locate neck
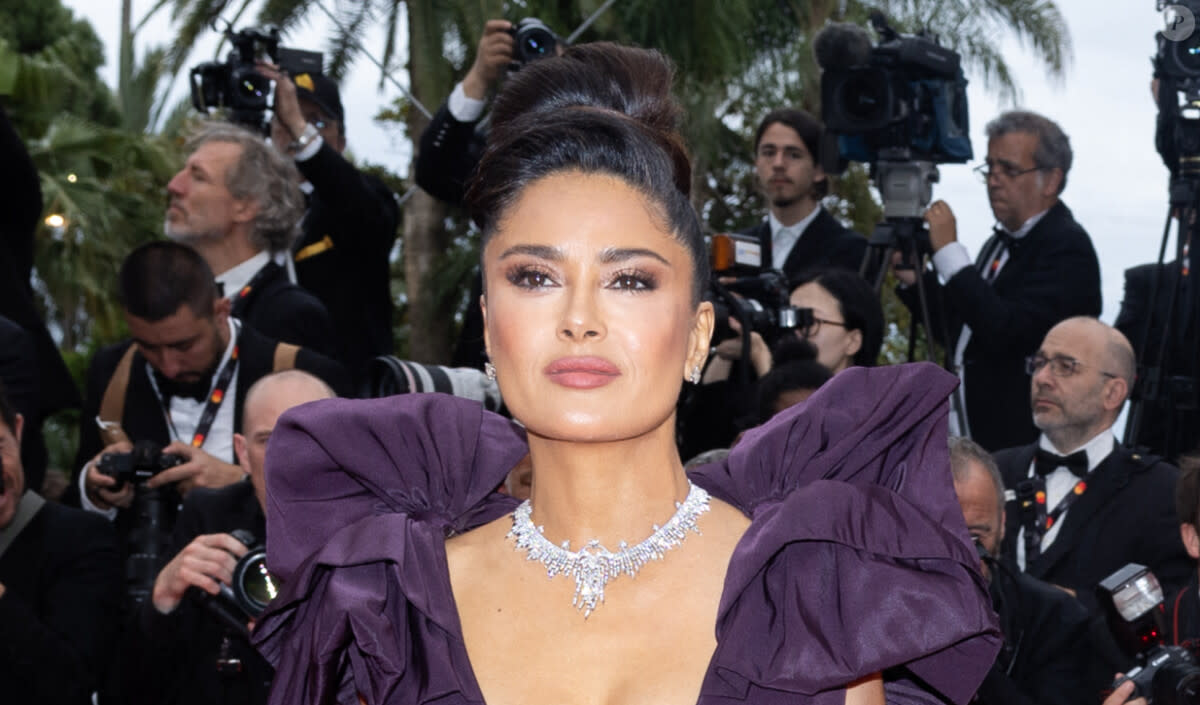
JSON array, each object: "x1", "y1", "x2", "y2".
[
  {"x1": 1044, "y1": 421, "x2": 1110, "y2": 455},
  {"x1": 191, "y1": 231, "x2": 260, "y2": 277},
  {"x1": 771, "y1": 197, "x2": 818, "y2": 228},
  {"x1": 524, "y1": 417, "x2": 691, "y2": 551}
]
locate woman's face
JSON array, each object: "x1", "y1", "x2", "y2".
[
  {"x1": 481, "y1": 172, "x2": 713, "y2": 443},
  {"x1": 789, "y1": 281, "x2": 861, "y2": 373}
]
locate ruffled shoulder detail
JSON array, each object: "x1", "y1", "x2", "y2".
[
  {"x1": 253, "y1": 393, "x2": 528, "y2": 704},
  {"x1": 690, "y1": 363, "x2": 1000, "y2": 704},
  {"x1": 261, "y1": 393, "x2": 527, "y2": 583}
]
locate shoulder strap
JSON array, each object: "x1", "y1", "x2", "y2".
[
  {"x1": 0, "y1": 492, "x2": 46, "y2": 559},
  {"x1": 98, "y1": 345, "x2": 138, "y2": 426},
  {"x1": 273, "y1": 342, "x2": 300, "y2": 372}
]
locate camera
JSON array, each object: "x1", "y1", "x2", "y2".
[
  {"x1": 189, "y1": 24, "x2": 323, "y2": 131},
  {"x1": 192, "y1": 529, "x2": 280, "y2": 637},
  {"x1": 816, "y1": 11, "x2": 972, "y2": 169},
  {"x1": 509, "y1": 18, "x2": 559, "y2": 69},
  {"x1": 97, "y1": 440, "x2": 186, "y2": 490},
  {"x1": 1098, "y1": 563, "x2": 1200, "y2": 704},
  {"x1": 364, "y1": 356, "x2": 503, "y2": 411},
  {"x1": 707, "y1": 233, "x2": 803, "y2": 347},
  {"x1": 1156, "y1": 1, "x2": 1200, "y2": 93}
]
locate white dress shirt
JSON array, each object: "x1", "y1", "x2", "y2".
[{"x1": 769, "y1": 206, "x2": 822, "y2": 270}]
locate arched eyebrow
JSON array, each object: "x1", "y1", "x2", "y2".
[{"x1": 497, "y1": 244, "x2": 670, "y2": 267}]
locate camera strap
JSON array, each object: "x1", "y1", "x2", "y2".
[
  {"x1": 1014, "y1": 478, "x2": 1046, "y2": 563},
  {"x1": 0, "y1": 491, "x2": 45, "y2": 559},
  {"x1": 186, "y1": 337, "x2": 240, "y2": 450}
]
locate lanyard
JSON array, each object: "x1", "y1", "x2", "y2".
[
  {"x1": 229, "y1": 262, "x2": 277, "y2": 319},
  {"x1": 148, "y1": 323, "x2": 240, "y2": 450}
]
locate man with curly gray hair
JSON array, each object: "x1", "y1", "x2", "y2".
[
  {"x1": 894, "y1": 109, "x2": 1102, "y2": 453},
  {"x1": 165, "y1": 122, "x2": 334, "y2": 356}
]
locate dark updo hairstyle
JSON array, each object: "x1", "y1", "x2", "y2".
[
  {"x1": 756, "y1": 338, "x2": 832, "y2": 424},
  {"x1": 466, "y1": 43, "x2": 707, "y2": 303},
  {"x1": 789, "y1": 268, "x2": 884, "y2": 367}
]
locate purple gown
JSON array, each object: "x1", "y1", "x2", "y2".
[{"x1": 253, "y1": 362, "x2": 1000, "y2": 704}]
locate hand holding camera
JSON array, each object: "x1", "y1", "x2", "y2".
[
  {"x1": 85, "y1": 439, "x2": 135, "y2": 510},
  {"x1": 143, "y1": 441, "x2": 246, "y2": 496},
  {"x1": 463, "y1": 19, "x2": 514, "y2": 100},
  {"x1": 152, "y1": 532, "x2": 248, "y2": 615}
]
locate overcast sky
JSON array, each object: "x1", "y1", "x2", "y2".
[{"x1": 67, "y1": 0, "x2": 1175, "y2": 326}]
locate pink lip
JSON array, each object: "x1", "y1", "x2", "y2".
[{"x1": 545, "y1": 356, "x2": 620, "y2": 389}]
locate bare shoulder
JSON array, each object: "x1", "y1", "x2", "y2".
[
  {"x1": 445, "y1": 512, "x2": 513, "y2": 579},
  {"x1": 845, "y1": 673, "x2": 884, "y2": 705}
]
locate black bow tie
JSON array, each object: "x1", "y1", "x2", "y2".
[
  {"x1": 1034, "y1": 448, "x2": 1089, "y2": 478},
  {"x1": 993, "y1": 227, "x2": 1019, "y2": 251},
  {"x1": 154, "y1": 369, "x2": 214, "y2": 403}
]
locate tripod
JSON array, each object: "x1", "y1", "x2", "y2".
[{"x1": 1122, "y1": 176, "x2": 1200, "y2": 459}]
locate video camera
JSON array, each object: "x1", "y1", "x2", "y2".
[
  {"x1": 510, "y1": 18, "x2": 559, "y2": 69},
  {"x1": 190, "y1": 24, "x2": 323, "y2": 132},
  {"x1": 97, "y1": 440, "x2": 185, "y2": 491},
  {"x1": 191, "y1": 529, "x2": 280, "y2": 637},
  {"x1": 1098, "y1": 563, "x2": 1200, "y2": 704}
]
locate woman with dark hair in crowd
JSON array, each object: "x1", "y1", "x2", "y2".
[
  {"x1": 252, "y1": 43, "x2": 998, "y2": 705},
  {"x1": 789, "y1": 268, "x2": 885, "y2": 372}
]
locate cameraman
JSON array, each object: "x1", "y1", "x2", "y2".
[
  {"x1": 71, "y1": 242, "x2": 346, "y2": 540},
  {"x1": 135, "y1": 370, "x2": 334, "y2": 704},
  {"x1": 254, "y1": 64, "x2": 400, "y2": 382},
  {"x1": 893, "y1": 110, "x2": 1102, "y2": 452}
]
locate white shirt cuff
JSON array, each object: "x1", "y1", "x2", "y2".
[
  {"x1": 77, "y1": 462, "x2": 118, "y2": 521},
  {"x1": 293, "y1": 134, "x2": 324, "y2": 162},
  {"x1": 447, "y1": 82, "x2": 487, "y2": 123},
  {"x1": 932, "y1": 242, "x2": 973, "y2": 280}
]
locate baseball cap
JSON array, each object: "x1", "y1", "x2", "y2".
[{"x1": 291, "y1": 72, "x2": 344, "y2": 123}]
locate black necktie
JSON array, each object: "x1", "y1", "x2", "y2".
[{"x1": 1034, "y1": 448, "x2": 1089, "y2": 478}]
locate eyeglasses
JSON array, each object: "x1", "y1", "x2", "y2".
[
  {"x1": 797, "y1": 317, "x2": 846, "y2": 338},
  {"x1": 1024, "y1": 354, "x2": 1119, "y2": 379},
  {"x1": 973, "y1": 161, "x2": 1044, "y2": 183}
]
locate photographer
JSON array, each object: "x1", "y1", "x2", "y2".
[
  {"x1": 71, "y1": 242, "x2": 346, "y2": 543},
  {"x1": 744, "y1": 109, "x2": 867, "y2": 279},
  {"x1": 133, "y1": 370, "x2": 334, "y2": 705},
  {"x1": 1165, "y1": 454, "x2": 1200, "y2": 650},
  {"x1": 254, "y1": 64, "x2": 400, "y2": 381},
  {"x1": 166, "y1": 123, "x2": 336, "y2": 357},
  {"x1": 893, "y1": 110, "x2": 1102, "y2": 452},
  {"x1": 949, "y1": 436, "x2": 1097, "y2": 705},
  {"x1": 0, "y1": 380, "x2": 122, "y2": 704}
]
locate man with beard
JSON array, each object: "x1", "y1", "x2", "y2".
[
  {"x1": 995, "y1": 317, "x2": 1190, "y2": 613},
  {"x1": 165, "y1": 123, "x2": 335, "y2": 357},
  {"x1": 743, "y1": 108, "x2": 866, "y2": 279}
]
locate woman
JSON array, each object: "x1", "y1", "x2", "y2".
[{"x1": 253, "y1": 44, "x2": 997, "y2": 704}]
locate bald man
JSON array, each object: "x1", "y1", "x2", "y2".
[
  {"x1": 995, "y1": 317, "x2": 1191, "y2": 613},
  {"x1": 136, "y1": 370, "x2": 334, "y2": 705}
]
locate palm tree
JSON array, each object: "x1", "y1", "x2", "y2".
[{"x1": 150, "y1": 0, "x2": 1072, "y2": 362}]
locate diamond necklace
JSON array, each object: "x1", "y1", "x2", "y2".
[{"x1": 507, "y1": 481, "x2": 710, "y2": 618}]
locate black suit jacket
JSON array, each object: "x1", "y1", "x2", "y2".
[
  {"x1": 133, "y1": 480, "x2": 271, "y2": 705},
  {"x1": 232, "y1": 261, "x2": 336, "y2": 359},
  {"x1": 70, "y1": 323, "x2": 349, "y2": 514},
  {"x1": 293, "y1": 143, "x2": 400, "y2": 381},
  {"x1": 997, "y1": 442, "x2": 1190, "y2": 613},
  {"x1": 743, "y1": 207, "x2": 868, "y2": 281},
  {"x1": 0, "y1": 497, "x2": 122, "y2": 704},
  {"x1": 901, "y1": 201, "x2": 1102, "y2": 451},
  {"x1": 1115, "y1": 260, "x2": 1200, "y2": 460},
  {"x1": 414, "y1": 100, "x2": 486, "y2": 206},
  {"x1": 975, "y1": 566, "x2": 1097, "y2": 705}
]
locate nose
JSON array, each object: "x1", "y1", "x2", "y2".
[
  {"x1": 157, "y1": 351, "x2": 186, "y2": 381},
  {"x1": 557, "y1": 284, "x2": 606, "y2": 342},
  {"x1": 167, "y1": 169, "x2": 186, "y2": 198}
]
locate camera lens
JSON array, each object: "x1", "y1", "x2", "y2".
[
  {"x1": 833, "y1": 68, "x2": 893, "y2": 130},
  {"x1": 1170, "y1": 34, "x2": 1200, "y2": 79},
  {"x1": 233, "y1": 548, "x2": 279, "y2": 616}
]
